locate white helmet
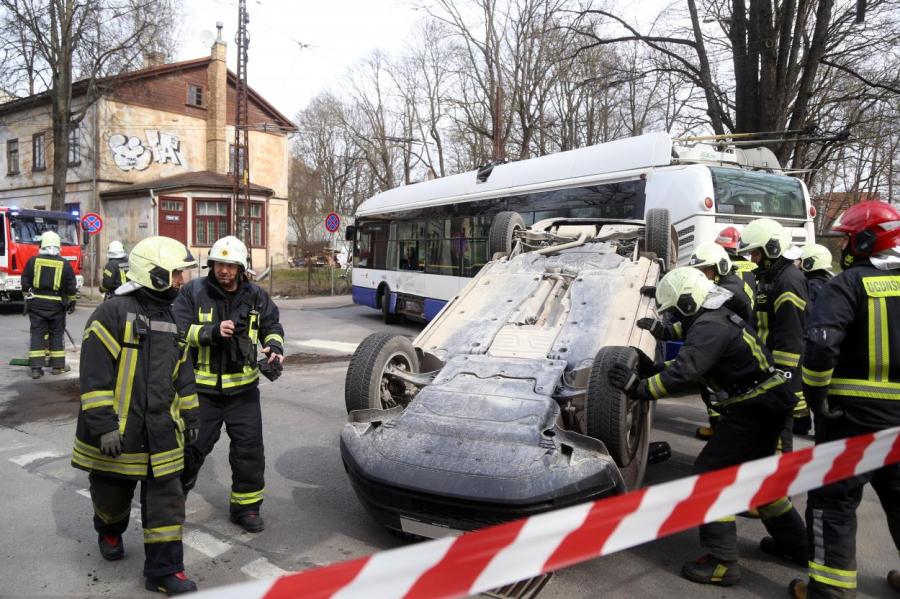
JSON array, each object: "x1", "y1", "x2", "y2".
[
  {"x1": 208, "y1": 235, "x2": 248, "y2": 270},
  {"x1": 689, "y1": 241, "x2": 732, "y2": 276},
  {"x1": 108, "y1": 240, "x2": 126, "y2": 259}
]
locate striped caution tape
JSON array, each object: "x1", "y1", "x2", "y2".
[{"x1": 197, "y1": 426, "x2": 900, "y2": 599}]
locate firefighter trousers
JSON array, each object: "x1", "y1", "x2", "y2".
[
  {"x1": 804, "y1": 417, "x2": 900, "y2": 598},
  {"x1": 694, "y1": 402, "x2": 806, "y2": 562},
  {"x1": 183, "y1": 386, "x2": 265, "y2": 517},
  {"x1": 89, "y1": 471, "x2": 186, "y2": 578},
  {"x1": 27, "y1": 299, "x2": 66, "y2": 369}
]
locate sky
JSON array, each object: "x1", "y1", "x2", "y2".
[{"x1": 178, "y1": 0, "x2": 425, "y2": 120}]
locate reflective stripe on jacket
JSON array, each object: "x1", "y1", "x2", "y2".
[{"x1": 21, "y1": 254, "x2": 77, "y2": 302}]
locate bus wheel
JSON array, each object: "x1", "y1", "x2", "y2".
[
  {"x1": 488, "y1": 211, "x2": 525, "y2": 256},
  {"x1": 345, "y1": 332, "x2": 420, "y2": 412},
  {"x1": 644, "y1": 208, "x2": 677, "y2": 271},
  {"x1": 380, "y1": 285, "x2": 400, "y2": 324},
  {"x1": 586, "y1": 346, "x2": 650, "y2": 490}
]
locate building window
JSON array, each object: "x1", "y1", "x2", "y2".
[
  {"x1": 6, "y1": 138, "x2": 19, "y2": 175},
  {"x1": 229, "y1": 144, "x2": 247, "y2": 175},
  {"x1": 194, "y1": 199, "x2": 230, "y2": 246},
  {"x1": 68, "y1": 125, "x2": 80, "y2": 165},
  {"x1": 32, "y1": 133, "x2": 46, "y2": 171},
  {"x1": 187, "y1": 84, "x2": 204, "y2": 107},
  {"x1": 236, "y1": 201, "x2": 266, "y2": 247}
]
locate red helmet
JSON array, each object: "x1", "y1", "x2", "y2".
[
  {"x1": 715, "y1": 226, "x2": 741, "y2": 250},
  {"x1": 831, "y1": 200, "x2": 900, "y2": 257}
]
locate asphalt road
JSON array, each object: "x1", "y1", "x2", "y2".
[{"x1": 0, "y1": 298, "x2": 895, "y2": 598}]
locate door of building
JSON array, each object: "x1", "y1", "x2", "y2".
[{"x1": 158, "y1": 197, "x2": 187, "y2": 244}]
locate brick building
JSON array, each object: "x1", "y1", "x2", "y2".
[{"x1": 0, "y1": 26, "x2": 296, "y2": 273}]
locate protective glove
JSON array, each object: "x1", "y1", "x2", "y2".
[
  {"x1": 806, "y1": 386, "x2": 844, "y2": 421},
  {"x1": 258, "y1": 357, "x2": 283, "y2": 381},
  {"x1": 99, "y1": 430, "x2": 123, "y2": 457},
  {"x1": 636, "y1": 317, "x2": 665, "y2": 340},
  {"x1": 792, "y1": 413, "x2": 812, "y2": 435},
  {"x1": 185, "y1": 426, "x2": 199, "y2": 445},
  {"x1": 608, "y1": 363, "x2": 638, "y2": 394},
  {"x1": 66, "y1": 301, "x2": 76, "y2": 315}
]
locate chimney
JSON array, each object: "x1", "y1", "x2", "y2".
[
  {"x1": 206, "y1": 22, "x2": 228, "y2": 173},
  {"x1": 143, "y1": 51, "x2": 166, "y2": 68}
]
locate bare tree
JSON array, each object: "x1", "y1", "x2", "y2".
[{"x1": 0, "y1": 0, "x2": 180, "y2": 210}]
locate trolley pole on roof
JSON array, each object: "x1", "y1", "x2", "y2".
[{"x1": 232, "y1": 0, "x2": 252, "y2": 267}]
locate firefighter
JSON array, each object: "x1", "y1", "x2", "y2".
[
  {"x1": 639, "y1": 241, "x2": 755, "y2": 440},
  {"x1": 72, "y1": 236, "x2": 199, "y2": 595},
  {"x1": 798, "y1": 243, "x2": 834, "y2": 311},
  {"x1": 739, "y1": 218, "x2": 811, "y2": 440},
  {"x1": 173, "y1": 236, "x2": 285, "y2": 533},
  {"x1": 611, "y1": 267, "x2": 806, "y2": 586},
  {"x1": 100, "y1": 240, "x2": 129, "y2": 298},
  {"x1": 21, "y1": 230, "x2": 77, "y2": 379},
  {"x1": 716, "y1": 226, "x2": 758, "y2": 307},
  {"x1": 788, "y1": 200, "x2": 900, "y2": 599}
]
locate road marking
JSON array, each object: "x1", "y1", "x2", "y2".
[
  {"x1": 77, "y1": 488, "x2": 91, "y2": 499},
  {"x1": 241, "y1": 557, "x2": 289, "y2": 579},
  {"x1": 9, "y1": 450, "x2": 64, "y2": 466},
  {"x1": 184, "y1": 529, "x2": 232, "y2": 558},
  {"x1": 292, "y1": 339, "x2": 358, "y2": 354}
]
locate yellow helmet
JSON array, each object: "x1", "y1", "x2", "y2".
[
  {"x1": 738, "y1": 218, "x2": 790, "y2": 259},
  {"x1": 40, "y1": 231, "x2": 61, "y2": 249},
  {"x1": 127, "y1": 236, "x2": 197, "y2": 291},
  {"x1": 655, "y1": 266, "x2": 715, "y2": 316},
  {"x1": 208, "y1": 235, "x2": 248, "y2": 270},
  {"x1": 689, "y1": 241, "x2": 732, "y2": 276},
  {"x1": 799, "y1": 243, "x2": 833, "y2": 273}
]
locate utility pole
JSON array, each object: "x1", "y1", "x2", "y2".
[{"x1": 233, "y1": 0, "x2": 252, "y2": 267}]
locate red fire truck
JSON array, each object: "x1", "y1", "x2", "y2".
[{"x1": 0, "y1": 207, "x2": 84, "y2": 302}]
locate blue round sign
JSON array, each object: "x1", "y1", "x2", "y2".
[
  {"x1": 81, "y1": 212, "x2": 103, "y2": 235},
  {"x1": 325, "y1": 212, "x2": 341, "y2": 233}
]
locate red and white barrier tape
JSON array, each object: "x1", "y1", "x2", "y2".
[{"x1": 199, "y1": 426, "x2": 900, "y2": 599}]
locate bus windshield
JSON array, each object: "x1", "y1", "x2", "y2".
[
  {"x1": 11, "y1": 216, "x2": 80, "y2": 246},
  {"x1": 710, "y1": 167, "x2": 806, "y2": 219}
]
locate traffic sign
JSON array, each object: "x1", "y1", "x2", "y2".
[
  {"x1": 325, "y1": 212, "x2": 341, "y2": 233},
  {"x1": 81, "y1": 212, "x2": 103, "y2": 235}
]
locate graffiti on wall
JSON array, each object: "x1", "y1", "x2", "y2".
[{"x1": 109, "y1": 130, "x2": 185, "y2": 171}]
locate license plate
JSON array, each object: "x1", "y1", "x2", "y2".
[{"x1": 399, "y1": 517, "x2": 463, "y2": 539}]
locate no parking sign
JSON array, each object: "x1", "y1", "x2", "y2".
[
  {"x1": 81, "y1": 212, "x2": 103, "y2": 235},
  {"x1": 325, "y1": 212, "x2": 341, "y2": 233}
]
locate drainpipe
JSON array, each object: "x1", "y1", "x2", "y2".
[{"x1": 149, "y1": 188, "x2": 157, "y2": 237}]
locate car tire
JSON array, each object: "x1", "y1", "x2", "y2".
[
  {"x1": 345, "y1": 332, "x2": 420, "y2": 413},
  {"x1": 644, "y1": 208, "x2": 677, "y2": 271},
  {"x1": 380, "y1": 285, "x2": 400, "y2": 324},
  {"x1": 488, "y1": 211, "x2": 525, "y2": 257},
  {"x1": 586, "y1": 346, "x2": 650, "y2": 490}
]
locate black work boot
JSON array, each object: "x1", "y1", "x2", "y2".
[
  {"x1": 231, "y1": 512, "x2": 264, "y2": 533},
  {"x1": 888, "y1": 570, "x2": 900, "y2": 593},
  {"x1": 30, "y1": 368, "x2": 43, "y2": 379},
  {"x1": 760, "y1": 536, "x2": 807, "y2": 567},
  {"x1": 145, "y1": 571, "x2": 198, "y2": 595},
  {"x1": 97, "y1": 534, "x2": 124, "y2": 561},
  {"x1": 788, "y1": 578, "x2": 808, "y2": 599},
  {"x1": 51, "y1": 365, "x2": 71, "y2": 375},
  {"x1": 681, "y1": 554, "x2": 741, "y2": 586}
]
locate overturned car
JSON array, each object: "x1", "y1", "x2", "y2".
[{"x1": 340, "y1": 210, "x2": 675, "y2": 538}]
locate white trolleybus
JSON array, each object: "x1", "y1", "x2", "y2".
[{"x1": 347, "y1": 131, "x2": 816, "y2": 322}]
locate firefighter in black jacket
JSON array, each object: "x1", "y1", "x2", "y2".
[
  {"x1": 788, "y1": 200, "x2": 900, "y2": 599},
  {"x1": 21, "y1": 230, "x2": 77, "y2": 379},
  {"x1": 739, "y1": 218, "x2": 811, "y2": 440},
  {"x1": 639, "y1": 241, "x2": 755, "y2": 440},
  {"x1": 612, "y1": 267, "x2": 806, "y2": 586},
  {"x1": 72, "y1": 236, "x2": 200, "y2": 595},
  {"x1": 100, "y1": 240, "x2": 129, "y2": 298},
  {"x1": 798, "y1": 243, "x2": 834, "y2": 311},
  {"x1": 173, "y1": 235, "x2": 285, "y2": 533}
]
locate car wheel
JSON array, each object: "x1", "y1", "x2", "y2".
[
  {"x1": 380, "y1": 285, "x2": 400, "y2": 324},
  {"x1": 586, "y1": 346, "x2": 650, "y2": 490},
  {"x1": 345, "y1": 332, "x2": 420, "y2": 413},
  {"x1": 488, "y1": 211, "x2": 525, "y2": 257},
  {"x1": 644, "y1": 208, "x2": 677, "y2": 271}
]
